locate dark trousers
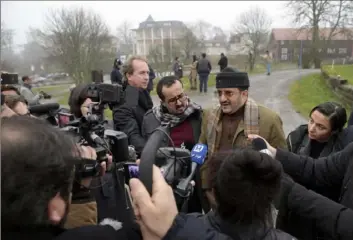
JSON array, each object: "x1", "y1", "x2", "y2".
[{"x1": 199, "y1": 74, "x2": 209, "y2": 93}]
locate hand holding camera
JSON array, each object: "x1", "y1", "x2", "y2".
[{"x1": 39, "y1": 91, "x2": 52, "y2": 99}]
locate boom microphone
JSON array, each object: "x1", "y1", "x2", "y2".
[
  {"x1": 139, "y1": 124, "x2": 170, "y2": 196},
  {"x1": 29, "y1": 103, "x2": 60, "y2": 115},
  {"x1": 176, "y1": 143, "x2": 207, "y2": 194},
  {"x1": 252, "y1": 138, "x2": 273, "y2": 157}
]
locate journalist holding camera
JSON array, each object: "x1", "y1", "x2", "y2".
[
  {"x1": 2, "y1": 116, "x2": 238, "y2": 240},
  {"x1": 248, "y1": 134, "x2": 353, "y2": 240},
  {"x1": 19, "y1": 76, "x2": 51, "y2": 106}
]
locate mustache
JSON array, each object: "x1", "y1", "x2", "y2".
[{"x1": 220, "y1": 101, "x2": 230, "y2": 105}]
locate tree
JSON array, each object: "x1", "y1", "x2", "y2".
[
  {"x1": 233, "y1": 6, "x2": 272, "y2": 71},
  {"x1": 116, "y1": 20, "x2": 133, "y2": 44},
  {"x1": 178, "y1": 25, "x2": 199, "y2": 60},
  {"x1": 1, "y1": 21, "x2": 19, "y2": 72},
  {"x1": 192, "y1": 20, "x2": 213, "y2": 52},
  {"x1": 287, "y1": 0, "x2": 353, "y2": 68},
  {"x1": 31, "y1": 7, "x2": 115, "y2": 83}
]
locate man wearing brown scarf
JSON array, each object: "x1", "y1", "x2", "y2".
[{"x1": 199, "y1": 67, "x2": 287, "y2": 212}]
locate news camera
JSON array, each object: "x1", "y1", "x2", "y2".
[{"x1": 85, "y1": 83, "x2": 125, "y2": 115}]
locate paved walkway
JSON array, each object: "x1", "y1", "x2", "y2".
[{"x1": 46, "y1": 69, "x2": 320, "y2": 136}]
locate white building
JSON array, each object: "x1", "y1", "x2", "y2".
[{"x1": 131, "y1": 15, "x2": 188, "y2": 62}]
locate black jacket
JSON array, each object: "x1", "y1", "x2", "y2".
[
  {"x1": 141, "y1": 108, "x2": 206, "y2": 213},
  {"x1": 189, "y1": 211, "x2": 296, "y2": 240},
  {"x1": 286, "y1": 124, "x2": 346, "y2": 159},
  {"x1": 111, "y1": 68, "x2": 123, "y2": 85},
  {"x1": 218, "y1": 56, "x2": 228, "y2": 71},
  {"x1": 276, "y1": 143, "x2": 353, "y2": 240},
  {"x1": 3, "y1": 214, "x2": 241, "y2": 240},
  {"x1": 113, "y1": 86, "x2": 153, "y2": 155},
  {"x1": 2, "y1": 223, "x2": 141, "y2": 240},
  {"x1": 142, "y1": 108, "x2": 203, "y2": 148},
  {"x1": 147, "y1": 64, "x2": 156, "y2": 92}
]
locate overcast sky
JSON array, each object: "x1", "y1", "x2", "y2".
[{"x1": 2, "y1": 1, "x2": 293, "y2": 48}]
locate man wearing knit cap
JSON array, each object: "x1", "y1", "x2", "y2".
[{"x1": 198, "y1": 67, "x2": 287, "y2": 211}]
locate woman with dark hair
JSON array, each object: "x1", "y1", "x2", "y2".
[
  {"x1": 287, "y1": 101, "x2": 347, "y2": 159},
  {"x1": 193, "y1": 149, "x2": 296, "y2": 240},
  {"x1": 68, "y1": 84, "x2": 90, "y2": 118}
]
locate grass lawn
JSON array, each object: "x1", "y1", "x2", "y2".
[
  {"x1": 33, "y1": 84, "x2": 72, "y2": 96},
  {"x1": 322, "y1": 64, "x2": 353, "y2": 85},
  {"x1": 288, "y1": 73, "x2": 352, "y2": 119}
]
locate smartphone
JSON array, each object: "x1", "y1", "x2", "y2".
[
  {"x1": 123, "y1": 162, "x2": 139, "y2": 184},
  {"x1": 58, "y1": 112, "x2": 75, "y2": 127}
]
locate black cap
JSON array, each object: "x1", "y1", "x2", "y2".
[{"x1": 216, "y1": 67, "x2": 250, "y2": 89}]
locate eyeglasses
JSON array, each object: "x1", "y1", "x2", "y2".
[{"x1": 167, "y1": 93, "x2": 187, "y2": 104}]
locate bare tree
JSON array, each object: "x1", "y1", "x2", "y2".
[
  {"x1": 211, "y1": 26, "x2": 227, "y2": 42},
  {"x1": 116, "y1": 20, "x2": 134, "y2": 44},
  {"x1": 233, "y1": 6, "x2": 272, "y2": 71},
  {"x1": 30, "y1": 7, "x2": 115, "y2": 83},
  {"x1": 178, "y1": 25, "x2": 199, "y2": 60},
  {"x1": 1, "y1": 21, "x2": 14, "y2": 54},
  {"x1": 1, "y1": 21, "x2": 19, "y2": 72},
  {"x1": 287, "y1": 0, "x2": 353, "y2": 67},
  {"x1": 192, "y1": 20, "x2": 213, "y2": 51}
]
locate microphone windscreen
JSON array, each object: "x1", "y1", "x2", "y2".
[
  {"x1": 191, "y1": 143, "x2": 208, "y2": 165},
  {"x1": 252, "y1": 138, "x2": 267, "y2": 151},
  {"x1": 29, "y1": 103, "x2": 60, "y2": 115}
]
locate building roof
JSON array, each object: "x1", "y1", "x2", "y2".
[
  {"x1": 133, "y1": 15, "x2": 186, "y2": 30},
  {"x1": 271, "y1": 28, "x2": 353, "y2": 41}
]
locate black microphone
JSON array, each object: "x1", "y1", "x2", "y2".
[
  {"x1": 139, "y1": 124, "x2": 170, "y2": 196},
  {"x1": 29, "y1": 103, "x2": 60, "y2": 115},
  {"x1": 252, "y1": 138, "x2": 273, "y2": 156}
]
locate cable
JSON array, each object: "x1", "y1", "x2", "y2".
[{"x1": 150, "y1": 125, "x2": 178, "y2": 183}]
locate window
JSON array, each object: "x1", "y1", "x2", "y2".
[
  {"x1": 327, "y1": 48, "x2": 336, "y2": 54},
  {"x1": 280, "y1": 40, "x2": 285, "y2": 45},
  {"x1": 281, "y1": 48, "x2": 288, "y2": 54},
  {"x1": 281, "y1": 53, "x2": 288, "y2": 60},
  {"x1": 163, "y1": 22, "x2": 171, "y2": 26},
  {"x1": 339, "y1": 48, "x2": 347, "y2": 54}
]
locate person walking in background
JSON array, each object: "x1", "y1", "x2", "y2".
[
  {"x1": 172, "y1": 57, "x2": 183, "y2": 79},
  {"x1": 264, "y1": 50, "x2": 272, "y2": 75},
  {"x1": 217, "y1": 53, "x2": 228, "y2": 72},
  {"x1": 189, "y1": 55, "x2": 198, "y2": 90},
  {"x1": 197, "y1": 53, "x2": 212, "y2": 94},
  {"x1": 110, "y1": 58, "x2": 123, "y2": 84},
  {"x1": 147, "y1": 64, "x2": 156, "y2": 94}
]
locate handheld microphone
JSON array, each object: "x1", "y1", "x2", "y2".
[
  {"x1": 176, "y1": 143, "x2": 207, "y2": 193},
  {"x1": 252, "y1": 138, "x2": 273, "y2": 157},
  {"x1": 29, "y1": 103, "x2": 60, "y2": 115}
]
